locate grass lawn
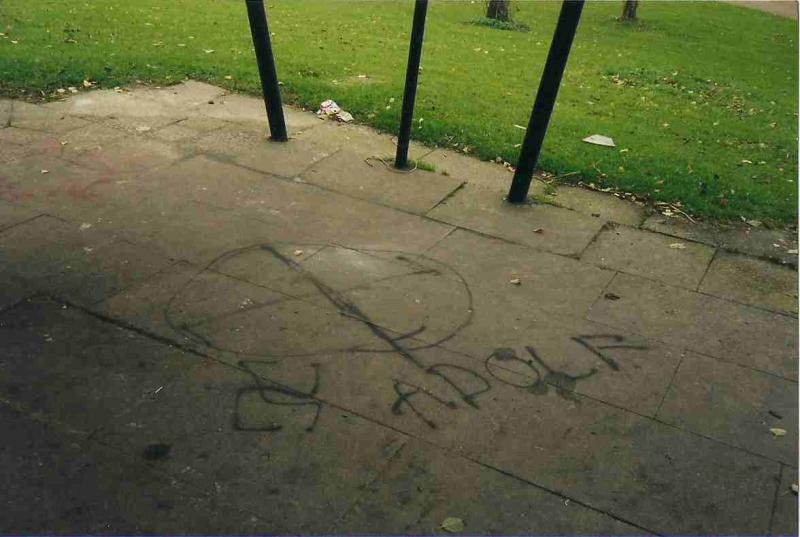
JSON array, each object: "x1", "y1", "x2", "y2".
[{"x1": 0, "y1": 0, "x2": 797, "y2": 223}]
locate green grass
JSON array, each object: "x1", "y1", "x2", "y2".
[{"x1": 0, "y1": 0, "x2": 797, "y2": 223}]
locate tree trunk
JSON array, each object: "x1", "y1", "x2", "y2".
[
  {"x1": 486, "y1": 0, "x2": 510, "y2": 21},
  {"x1": 621, "y1": 0, "x2": 638, "y2": 21}
]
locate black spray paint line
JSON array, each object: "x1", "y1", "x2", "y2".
[
  {"x1": 261, "y1": 244, "x2": 429, "y2": 369},
  {"x1": 426, "y1": 363, "x2": 492, "y2": 409},
  {"x1": 571, "y1": 335, "x2": 648, "y2": 372},
  {"x1": 391, "y1": 379, "x2": 458, "y2": 429},
  {"x1": 234, "y1": 360, "x2": 322, "y2": 432},
  {"x1": 163, "y1": 242, "x2": 474, "y2": 359}
]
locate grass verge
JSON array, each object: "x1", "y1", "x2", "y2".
[{"x1": 0, "y1": 0, "x2": 796, "y2": 223}]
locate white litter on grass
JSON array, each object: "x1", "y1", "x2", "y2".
[
  {"x1": 582, "y1": 134, "x2": 616, "y2": 147},
  {"x1": 337, "y1": 110, "x2": 354, "y2": 123},
  {"x1": 317, "y1": 99, "x2": 354, "y2": 123},
  {"x1": 317, "y1": 99, "x2": 340, "y2": 116}
]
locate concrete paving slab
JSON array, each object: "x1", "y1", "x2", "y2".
[
  {"x1": 0, "y1": 155, "x2": 162, "y2": 225},
  {"x1": 336, "y1": 439, "x2": 644, "y2": 535},
  {"x1": 0, "y1": 154, "x2": 101, "y2": 210},
  {"x1": 42, "y1": 89, "x2": 182, "y2": 118},
  {"x1": 657, "y1": 351, "x2": 797, "y2": 464},
  {"x1": 588, "y1": 273, "x2": 798, "y2": 380},
  {"x1": 149, "y1": 116, "x2": 230, "y2": 144},
  {"x1": 102, "y1": 235, "x2": 678, "y2": 417},
  {"x1": 0, "y1": 273, "x2": 34, "y2": 312},
  {"x1": 304, "y1": 150, "x2": 464, "y2": 213},
  {"x1": 194, "y1": 93, "x2": 322, "y2": 134},
  {"x1": 133, "y1": 80, "x2": 228, "y2": 110},
  {"x1": 0, "y1": 127, "x2": 63, "y2": 164},
  {"x1": 139, "y1": 156, "x2": 453, "y2": 254},
  {"x1": 9, "y1": 100, "x2": 90, "y2": 133},
  {"x1": 0, "y1": 211, "x2": 172, "y2": 307},
  {"x1": 58, "y1": 122, "x2": 128, "y2": 157},
  {"x1": 772, "y1": 466, "x2": 799, "y2": 535},
  {"x1": 581, "y1": 225, "x2": 716, "y2": 289},
  {"x1": 44, "y1": 82, "x2": 225, "y2": 120},
  {"x1": 428, "y1": 183, "x2": 606, "y2": 257},
  {"x1": 0, "y1": 298, "x2": 201, "y2": 433},
  {"x1": 94, "y1": 260, "x2": 285, "y2": 350},
  {"x1": 150, "y1": 122, "x2": 207, "y2": 143},
  {"x1": 427, "y1": 228, "x2": 614, "y2": 317},
  {"x1": 96, "y1": 115, "x2": 180, "y2": 136},
  {"x1": 197, "y1": 242, "x2": 326, "y2": 296},
  {"x1": 191, "y1": 294, "x2": 395, "y2": 361},
  {"x1": 439, "y1": 313, "x2": 683, "y2": 417},
  {"x1": 93, "y1": 359, "x2": 407, "y2": 533},
  {"x1": 478, "y1": 392, "x2": 779, "y2": 535},
  {"x1": 544, "y1": 185, "x2": 646, "y2": 226},
  {"x1": 0, "y1": 200, "x2": 39, "y2": 230},
  {"x1": 56, "y1": 239, "x2": 176, "y2": 306},
  {"x1": 0, "y1": 215, "x2": 117, "y2": 286},
  {"x1": 0, "y1": 404, "x2": 275, "y2": 534},
  {"x1": 63, "y1": 137, "x2": 185, "y2": 179},
  {"x1": 294, "y1": 121, "x2": 431, "y2": 160},
  {"x1": 95, "y1": 199, "x2": 307, "y2": 265},
  {"x1": 0, "y1": 99, "x2": 12, "y2": 127},
  {"x1": 192, "y1": 123, "x2": 331, "y2": 178},
  {"x1": 700, "y1": 251, "x2": 798, "y2": 314},
  {"x1": 422, "y1": 148, "x2": 516, "y2": 191},
  {"x1": 326, "y1": 263, "x2": 683, "y2": 417},
  {"x1": 225, "y1": 345, "x2": 777, "y2": 535},
  {"x1": 643, "y1": 214, "x2": 798, "y2": 267}
]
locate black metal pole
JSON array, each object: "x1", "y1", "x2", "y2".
[
  {"x1": 245, "y1": 0, "x2": 288, "y2": 141},
  {"x1": 395, "y1": 0, "x2": 429, "y2": 169},
  {"x1": 507, "y1": 0, "x2": 584, "y2": 203}
]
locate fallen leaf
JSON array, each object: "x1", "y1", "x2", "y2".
[
  {"x1": 669, "y1": 243, "x2": 686, "y2": 249},
  {"x1": 204, "y1": 49, "x2": 215, "y2": 54},
  {"x1": 604, "y1": 293, "x2": 621, "y2": 301},
  {"x1": 224, "y1": 75, "x2": 233, "y2": 80},
  {"x1": 40, "y1": 169, "x2": 49, "y2": 174},
  {"x1": 79, "y1": 223, "x2": 92, "y2": 231},
  {"x1": 532, "y1": 228, "x2": 544, "y2": 234},
  {"x1": 769, "y1": 427, "x2": 787, "y2": 437},
  {"x1": 509, "y1": 278, "x2": 521, "y2": 286},
  {"x1": 441, "y1": 517, "x2": 464, "y2": 533},
  {"x1": 293, "y1": 249, "x2": 304, "y2": 256}
]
